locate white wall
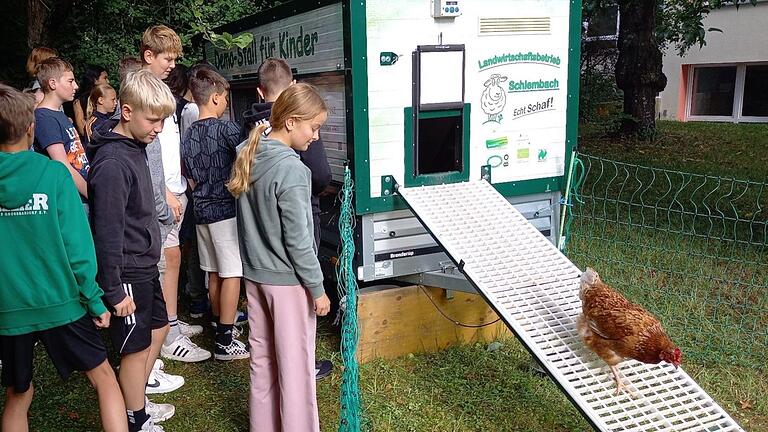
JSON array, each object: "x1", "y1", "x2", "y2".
[
  {"x1": 659, "y1": 2, "x2": 768, "y2": 120},
  {"x1": 365, "y1": 0, "x2": 572, "y2": 198}
]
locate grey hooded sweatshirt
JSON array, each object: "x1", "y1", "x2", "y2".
[{"x1": 237, "y1": 137, "x2": 325, "y2": 299}]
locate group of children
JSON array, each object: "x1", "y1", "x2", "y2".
[{"x1": 1, "y1": 24, "x2": 332, "y2": 432}]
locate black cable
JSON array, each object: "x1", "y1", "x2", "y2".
[{"x1": 417, "y1": 285, "x2": 501, "y2": 328}]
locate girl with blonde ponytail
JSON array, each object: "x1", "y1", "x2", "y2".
[
  {"x1": 84, "y1": 83, "x2": 117, "y2": 141},
  {"x1": 227, "y1": 122, "x2": 269, "y2": 197},
  {"x1": 230, "y1": 82, "x2": 330, "y2": 432}
]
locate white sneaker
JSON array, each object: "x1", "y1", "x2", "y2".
[
  {"x1": 139, "y1": 418, "x2": 165, "y2": 431},
  {"x1": 146, "y1": 360, "x2": 185, "y2": 394},
  {"x1": 178, "y1": 320, "x2": 203, "y2": 337},
  {"x1": 214, "y1": 338, "x2": 250, "y2": 361},
  {"x1": 145, "y1": 397, "x2": 175, "y2": 423},
  {"x1": 161, "y1": 335, "x2": 211, "y2": 363}
]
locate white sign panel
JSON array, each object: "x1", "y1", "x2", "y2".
[{"x1": 472, "y1": 48, "x2": 568, "y2": 183}]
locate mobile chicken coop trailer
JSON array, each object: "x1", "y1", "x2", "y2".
[
  {"x1": 206, "y1": 0, "x2": 574, "y2": 285},
  {"x1": 204, "y1": 1, "x2": 745, "y2": 430}
]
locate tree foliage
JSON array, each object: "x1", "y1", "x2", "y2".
[{"x1": 9, "y1": 0, "x2": 278, "y2": 87}]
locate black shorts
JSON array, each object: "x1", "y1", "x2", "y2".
[
  {"x1": 0, "y1": 314, "x2": 108, "y2": 393},
  {"x1": 108, "y1": 277, "x2": 169, "y2": 355}
]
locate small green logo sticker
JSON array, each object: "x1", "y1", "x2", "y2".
[
  {"x1": 538, "y1": 149, "x2": 547, "y2": 161},
  {"x1": 380, "y1": 52, "x2": 399, "y2": 66},
  {"x1": 485, "y1": 137, "x2": 508, "y2": 148}
]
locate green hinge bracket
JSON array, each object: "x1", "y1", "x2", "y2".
[
  {"x1": 381, "y1": 175, "x2": 397, "y2": 198},
  {"x1": 480, "y1": 165, "x2": 492, "y2": 183}
]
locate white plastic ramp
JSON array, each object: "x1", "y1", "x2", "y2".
[{"x1": 397, "y1": 180, "x2": 744, "y2": 432}]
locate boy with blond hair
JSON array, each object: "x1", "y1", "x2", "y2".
[
  {"x1": 0, "y1": 83, "x2": 127, "y2": 431},
  {"x1": 104, "y1": 54, "x2": 185, "y2": 398},
  {"x1": 87, "y1": 70, "x2": 178, "y2": 432},
  {"x1": 182, "y1": 68, "x2": 248, "y2": 361},
  {"x1": 33, "y1": 57, "x2": 90, "y2": 203},
  {"x1": 140, "y1": 25, "x2": 210, "y2": 363}
]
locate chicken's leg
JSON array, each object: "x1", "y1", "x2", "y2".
[{"x1": 610, "y1": 365, "x2": 637, "y2": 398}]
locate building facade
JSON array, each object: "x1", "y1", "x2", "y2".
[{"x1": 659, "y1": 2, "x2": 768, "y2": 123}]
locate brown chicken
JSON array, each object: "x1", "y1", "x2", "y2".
[{"x1": 577, "y1": 267, "x2": 682, "y2": 396}]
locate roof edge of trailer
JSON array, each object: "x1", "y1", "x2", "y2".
[{"x1": 209, "y1": 0, "x2": 343, "y2": 36}]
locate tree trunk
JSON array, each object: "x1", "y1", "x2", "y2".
[
  {"x1": 27, "y1": 0, "x2": 74, "y2": 49},
  {"x1": 615, "y1": 0, "x2": 667, "y2": 136},
  {"x1": 27, "y1": 0, "x2": 48, "y2": 48}
]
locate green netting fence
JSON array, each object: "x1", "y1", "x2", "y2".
[
  {"x1": 337, "y1": 165, "x2": 369, "y2": 432},
  {"x1": 563, "y1": 153, "x2": 767, "y2": 370}
]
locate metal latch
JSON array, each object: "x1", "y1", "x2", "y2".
[{"x1": 440, "y1": 261, "x2": 457, "y2": 274}]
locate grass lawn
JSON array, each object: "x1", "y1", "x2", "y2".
[
  {"x1": 2, "y1": 121, "x2": 766, "y2": 431},
  {"x1": 579, "y1": 121, "x2": 768, "y2": 182}
]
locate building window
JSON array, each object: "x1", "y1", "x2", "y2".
[
  {"x1": 686, "y1": 63, "x2": 768, "y2": 123},
  {"x1": 742, "y1": 65, "x2": 768, "y2": 117},
  {"x1": 690, "y1": 67, "x2": 736, "y2": 117}
]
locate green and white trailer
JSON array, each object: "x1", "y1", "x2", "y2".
[
  {"x1": 204, "y1": 2, "x2": 745, "y2": 430},
  {"x1": 205, "y1": 0, "x2": 580, "y2": 286}
]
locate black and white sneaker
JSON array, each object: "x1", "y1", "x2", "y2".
[
  {"x1": 316, "y1": 359, "x2": 333, "y2": 380},
  {"x1": 214, "y1": 339, "x2": 249, "y2": 361},
  {"x1": 160, "y1": 335, "x2": 211, "y2": 363}
]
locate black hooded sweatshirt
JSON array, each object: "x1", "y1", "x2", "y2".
[
  {"x1": 86, "y1": 127, "x2": 161, "y2": 307},
  {"x1": 242, "y1": 102, "x2": 332, "y2": 215}
]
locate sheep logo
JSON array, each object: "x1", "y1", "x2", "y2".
[{"x1": 481, "y1": 74, "x2": 508, "y2": 124}]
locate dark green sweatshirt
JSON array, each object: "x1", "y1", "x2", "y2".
[{"x1": 0, "y1": 150, "x2": 106, "y2": 336}]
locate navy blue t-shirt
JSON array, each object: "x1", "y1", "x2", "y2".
[
  {"x1": 33, "y1": 108, "x2": 90, "y2": 200},
  {"x1": 181, "y1": 118, "x2": 243, "y2": 225}
]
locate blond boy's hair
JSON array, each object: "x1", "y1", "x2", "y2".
[
  {"x1": 119, "y1": 70, "x2": 175, "y2": 119},
  {"x1": 0, "y1": 84, "x2": 36, "y2": 145},
  {"x1": 140, "y1": 25, "x2": 183, "y2": 62},
  {"x1": 36, "y1": 57, "x2": 74, "y2": 93}
]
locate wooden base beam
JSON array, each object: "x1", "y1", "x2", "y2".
[{"x1": 356, "y1": 285, "x2": 510, "y2": 363}]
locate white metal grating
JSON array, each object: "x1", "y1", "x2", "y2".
[{"x1": 397, "y1": 180, "x2": 744, "y2": 432}]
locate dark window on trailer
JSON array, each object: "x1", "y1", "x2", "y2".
[{"x1": 416, "y1": 115, "x2": 462, "y2": 175}]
